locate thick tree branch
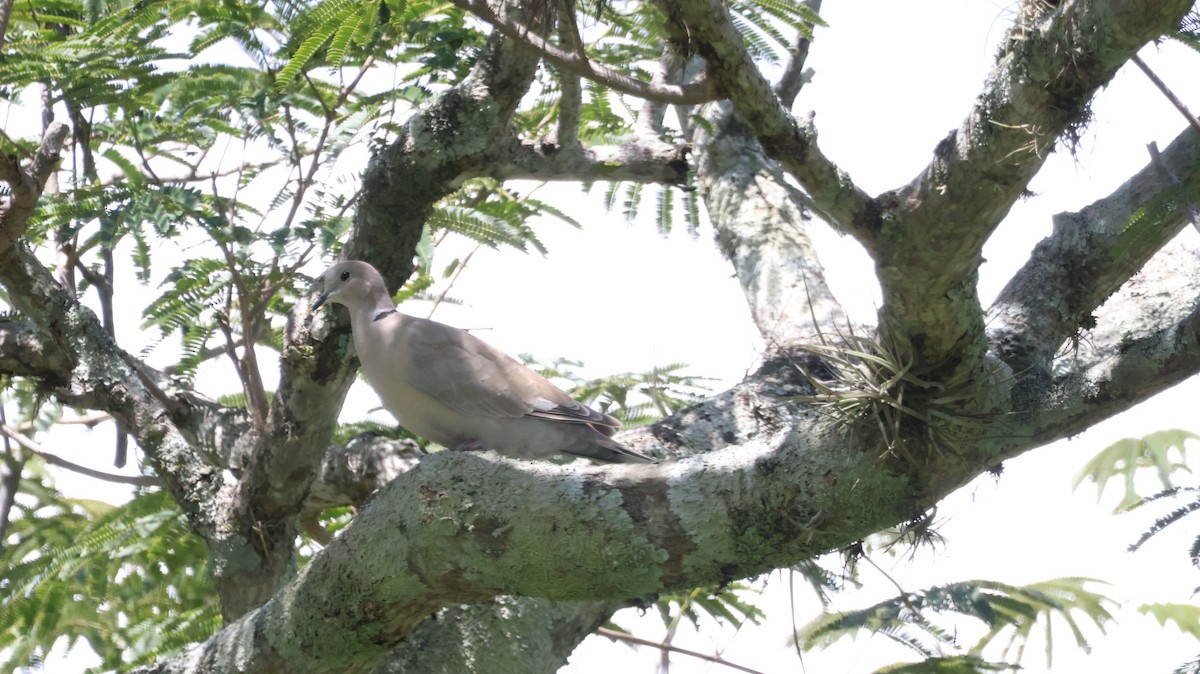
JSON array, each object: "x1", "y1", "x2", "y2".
[
  {"x1": 370, "y1": 598, "x2": 619, "y2": 674},
  {"x1": 694, "y1": 104, "x2": 843, "y2": 343},
  {"x1": 142, "y1": 404, "x2": 908, "y2": 673},
  {"x1": 990, "y1": 125, "x2": 1200, "y2": 372},
  {"x1": 0, "y1": 245, "x2": 234, "y2": 543},
  {"x1": 1005, "y1": 237, "x2": 1200, "y2": 451},
  {"x1": 304, "y1": 435, "x2": 424, "y2": 513},
  {"x1": 874, "y1": 0, "x2": 1192, "y2": 367},
  {"x1": 0, "y1": 320, "x2": 74, "y2": 381},
  {"x1": 655, "y1": 0, "x2": 878, "y2": 248},
  {"x1": 451, "y1": 0, "x2": 719, "y2": 105}
]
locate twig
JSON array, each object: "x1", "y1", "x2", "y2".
[
  {"x1": 789, "y1": 569, "x2": 807, "y2": 673},
  {"x1": 1131, "y1": 53, "x2": 1200, "y2": 137},
  {"x1": 0, "y1": 122, "x2": 69, "y2": 254},
  {"x1": 0, "y1": 423, "x2": 160, "y2": 487},
  {"x1": 450, "y1": 0, "x2": 718, "y2": 105},
  {"x1": 426, "y1": 243, "x2": 481, "y2": 319},
  {"x1": 595, "y1": 627, "x2": 766, "y2": 674},
  {"x1": 16, "y1": 412, "x2": 113, "y2": 433},
  {"x1": 860, "y1": 552, "x2": 918, "y2": 612}
]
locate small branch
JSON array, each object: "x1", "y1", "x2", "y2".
[
  {"x1": 0, "y1": 423, "x2": 160, "y2": 487},
  {"x1": 498, "y1": 135, "x2": 690, "y2": 186},
  {"x1": 0, "y1": 405, "x2": 25, "y2": 547},
  {"x1": 0, "y1": 121, "x2": 70, "y2": 254},
  {"x1": 990, "y1": 124, "x2": 1200, "y2": 373},
  {"x1": 451, "y1": 0, "x2": 718, "y2": 105},
  {"x1": 774, "y1": 0, "x2": 821, "y2": 108},
  {"x1": 658, "y1": 0, "x2": 876, "y2": 247},
  {"x1": 1131, "y1": 53, "x2": 1200, "y2": 137},
  {"x1": 595, "y1": 627, "x2": 766, "y2": 674},
  {"x1": 552, "y1": 0, "x2": 582, "y2": 150},
  {"x1": 16, "y1": 412, "x2": 112, "y2": 433},
  {"x1": 636, "y1": 47, "x2": 684, "y2": 139},
  {"x1": 426, "y1": 243, "x2": 481, "y2": 319}
]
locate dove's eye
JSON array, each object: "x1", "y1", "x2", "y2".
[{"x1": 340, "y1": 271, "x2": 350, "y2": 281}]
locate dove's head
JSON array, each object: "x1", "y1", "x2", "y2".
[{"x1": 312, "y1": 260, "x2": 393, "y2": 312}]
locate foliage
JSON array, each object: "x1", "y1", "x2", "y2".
[
  {"x1": 1074, "y1": 429, "x2": 1199, "y2": 512},
  {"x1": 1126, "y1": 485, "x2": 1200, "y2": 566},
  {"x1": 794, "y1": 577, "x2": 1118, "y2": 671},
  {"x1": 0, "y1": 466, "x2": 217, "y2": 672},
  {"x1": 1141, "y1": 603, "x2": 1200, "y2": 641}
]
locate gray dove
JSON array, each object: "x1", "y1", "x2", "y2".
[{"x1": 313, "y1": 260, "x2": 655, "y2": 463}]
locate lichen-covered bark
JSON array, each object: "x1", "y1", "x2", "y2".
[
  {"x1": 991, "y1": 127, "x2": 1200, "y2": 372},
  {"x1": 693, "y1": 103, "x2": 844, "y2": 342}
]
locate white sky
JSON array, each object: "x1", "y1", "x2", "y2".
[{"x1": 13, "y1": 0, "x2": 1200, "y2": 672}]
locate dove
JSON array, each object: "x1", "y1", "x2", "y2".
[{"x1": 312, "y1": 260, "x2": 655, "y2": 463}]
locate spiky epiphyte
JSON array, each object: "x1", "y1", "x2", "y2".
[{"x1": 790, "y1": 329, "x2": 988, "y2": 469}]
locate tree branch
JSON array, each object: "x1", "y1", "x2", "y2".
[
  {"x1": 551, "y1": 0, "x2": 583, "y2": 150},
  {"x1": 694, "y1": 104, "x2": 844, "y2": 343},
  {"x1": 989, "y1": 125, "x2": 1200, "y2": 372},
  {"x1": 0, "y1": 0, "x2": 13, "y2": 52},
  {"x1": 303, "y1": 435, "x2": 424, "y2": 513},
  {"x1": 874, "y1": 0, "x2": 1193, "y2": 367},
  {"x1": 1011, "y1": 237, "x2": 1200, "y2": 450},
  {"x1": 0, "y1": 320, "x2": 74, "y2": 381},
  {"x1": 0, "y1": 423, "x2": 159, "y2": 487},
  {"x1": 0, "y1": 122, "x2": 69, "y2": 255},
  {"x1": 497, "y1": 135, "x2": 690, "y2": 185},
  {"x1": 451, "y1": 0, "x2": 719, "y2": 105},
  {"x1": 774, "y1": 0, "x2": 821, "y2": 109},
  {"x1": 654, "y1": 0, "x2": 878, "y2": 248},
  {"x1": 369, "y1": 598, "x2": 620, "y2": 674}
]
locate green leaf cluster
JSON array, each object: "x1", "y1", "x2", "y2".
[
  {"x1": 0, "y1": 469, "x2": 216, "y2": 672},
  {"x1": 795, "y1": 577, "x2": 1117, "y2": 672}
]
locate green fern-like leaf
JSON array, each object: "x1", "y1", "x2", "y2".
[
  {"x1": 1126, "y1": 486, "x2": 1200, "y2": 565},
  {"x1": 0, "y1": 475, "x2": 216, "y2": 671},
  {"x1": 874, "y1": 656, "x2": 1019, "y2": 673},
  {"x1": 277, "y1": 0, "x2": 382, "y2": 89},
  {"x1": 795, "y1": 577, "x2": 1116, "y2": 670},
  {"x1": 1074, "y1": 429, "x2": 1199, "y2": 512}
]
